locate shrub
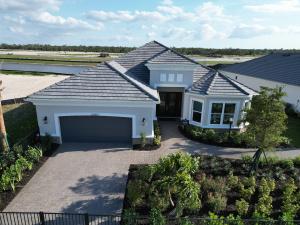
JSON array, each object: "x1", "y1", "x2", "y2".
[
  {"x1": 293, "y1": 156, "x2": 300, "y2": 167},
  {"x1": 123, "y1": 209, "x2": 138, "y2": 225},
  {"x1": 25, "y1": 146, "x2": 43, "y2": 163},
  {"x1": 127, "y1": 180, "x2": 147, "y2": 208},
  {"x1": 280, "y1": 178, "x2": 299, "y2": 222},
  {"x1": 227, "y1": 171, "x2": 239, "y2": 189},
  {"x1": 206, "y1": 193, "x2": 227, "y2": 212},
  {"x1": 40, "y1": 134, "x2": 52, "y2": 152},
  {"x1": 179, "y1": 218, "x2": 194, "y2": 225},
  {"x1": 241, "y1": 155, "x2": 252, "y2": 164},
  {"x1": 280, "y1": 159, "x2": 294, "y2": 170},
  {"x1": 253, "y1": 178, "x2": 275, "y2": 219},
  {"x1": 140, "y1": 132, "x2": 146, "y2": 148},
  {"x1": 1, "y1": 165, "x2": 18, "y2": 191},
  {"x1": 149, "y1": 153, "x2": 201, "y2": 216},
  {"x1": 149, "y1": 208, "x2": 166, "y2": 225},
  {"x1": 153, "y1": 135, "x2": 161, "y2": 146},
  {"x1": 135, "y1": 165, "x2": 156, "y2": 182},
  {"x1": 239, "y1": 176, "x2": 256, "y2": 201},
  {"x1": 149, "y1": 192, "x2": 170, "y2": 212},
  {"x1": 235, "y1": 199, "x2": 249, "y2": 216},
  {"x1": 202, "y1": 176, "x2": 227, "y2": 196}
]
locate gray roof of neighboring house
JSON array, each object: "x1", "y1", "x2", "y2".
[
  {"x1": 220, "y1": 53, "x2": 300, "y2": 87},
  {"x1": 28, "y1": 63, "x2": 158, "y2": 102},
  {"x1": 28, "y1": 40, "x2": 254, "y2": 102}
]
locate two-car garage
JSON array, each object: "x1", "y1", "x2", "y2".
[{"x1": 59, "y1": 116, "x2": 132, "y2": 143}]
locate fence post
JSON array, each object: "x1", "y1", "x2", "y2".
[
  {"x1": 84, "y1": 213, "x2": 89, "y2": 225},
  {"x1": 39, "y1": 212, "x2": 45, "y2": 225}
]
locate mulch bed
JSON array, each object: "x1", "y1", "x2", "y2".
[
  {"x1": 132, "y1": 144, "x2": 161, "y2": 151},
  {"x1": 123, "y1": 155, "x2": 300, "y2": 219},
  {"x1": 0, "y1": 144, "x2": 59, "y2": 211}
]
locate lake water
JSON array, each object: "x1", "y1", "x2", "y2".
[{"x1": 0, "y1": 62, "x2": 90, "y2": 75}]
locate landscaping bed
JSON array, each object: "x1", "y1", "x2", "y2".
[
  {"x1": 179, "y1": 123, "x2": 291, "y2": 148},
  {"x1": 123, "y1": 153, "x2": 300, "y2": 223},
  {"x1": 133, "y1": 121, "x2": 161, "y2": 151},
  {"x1": 0, "y1": 140, "x2": 59, "y2": 211}
]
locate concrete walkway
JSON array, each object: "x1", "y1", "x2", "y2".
[{"x1": 4, "y1": 121, "x2": 300, "y2": 214}]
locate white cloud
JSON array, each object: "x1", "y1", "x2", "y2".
[
  {"x1": 196, "y1": 2, "x2": 232, "y2": 23},
  {"x1": 33, "y1": 12, "x2": 100, "y2": 30},
  {"x1": 230, "y1": 24, "x2": 300, "y2": 39},
  {"x1": 8, "y1": 26, "x2": 24, "y2": 33},
  {"x1": 86, "y1": 10, "x2": 167, "y2": 23},
  {"x1": 161, "y1": 0, "x2": 173, "y2": 5},
  {"x1": 201, "y1": 24, "x2": 227, "y2": 40},
  {"x1": 0, "y1": 0, "x2": 61, "y2": 12},
  {"x1": 163, "y1": 27, "x2": 194, "y2": 39},
  {"x1": 245, "y1": 0, "x2": 300, "y2": 13},
  {"x1": 147, "y1": 32, "x2": 156, "y2": 39}
]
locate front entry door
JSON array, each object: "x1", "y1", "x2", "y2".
[{"x1": 157, "y1": 92, "x2": 182, "y2": 118}]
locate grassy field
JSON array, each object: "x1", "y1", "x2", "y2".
[
  {"x1": 0, "y1": 70, "x2": 64, "y2": 76},
  {"x1": 286, "y1": 116, "x2": 300, "y2": 148},
  {"x1": 3, "y1": 103, "x2": 38, "y2": 146},
  {"x1": 0, "y1": 50, "x2": 257, "y2": 66}
]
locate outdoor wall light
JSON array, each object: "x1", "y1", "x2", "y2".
[
  {"x1": 43, "y1": 116, "x2": 48, "y2": 124},
  {"x1": 142, "y1": 117, "x2": 146, "y2": 126}
]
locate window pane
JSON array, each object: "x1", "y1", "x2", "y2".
[
  {"x1": 160, "y1": 73, "x2": 166, "y2": 82},
  {"x1": 223, "y1": 114, "x2": 234, "y2": 124},
  {"x1": 193, "y1": 112, "x2": 201, "y2": 123},
  {"x1": 210, "y1": 114, "x2": 221, "y2": 124},
  {"x1": 177, "y1": 74, "x2": 183, "y2": 82},
  {"x1": 211, "y1": 103, "x2": 223, "y2": 113},
  {"x1": 193, "y1": 101, "x2": 202, "y2": 112},
  {"x1": 224, "y1": 103, "x2": 236, "y2": 114},
  {"x1": 168, "y1": 74, "x2": 175, "y2": 82}
]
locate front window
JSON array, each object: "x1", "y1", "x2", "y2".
[
  {"x1": 210, "y1": 103, "x2": 236, "y2": 125},
  {"x1": 192, "y1": 101, "x2": 203, "y2": 123}
]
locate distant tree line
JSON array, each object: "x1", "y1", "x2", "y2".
[{"x1": 1, "y1": 43, "x2": 299, "y2": 56}]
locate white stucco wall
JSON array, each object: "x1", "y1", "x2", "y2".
[
  {"x1": 33, "y1": 102, "x2": 156, "y2": 143},
  {"x1": 221, "y1": 71, "x2": 300, "y2": 112},
  {"x1": 183, "y1": 93, "x2": 249, "y2": 129}
]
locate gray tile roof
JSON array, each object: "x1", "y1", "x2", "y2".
[
  {"x1": 147, "y1": 49, "x2": 198, "y2": 65},
  {"x1": 28, "y1": 63, "x2": 158, "y2": 102},
  {"x1": 28, "y1": 40, "x2": 254, "y2": 102},
  {"x1": 190, "y1": 72, "x2": 252, "y2": 96},
  {"x1": 220, "y1": 53, "x2": 300, "y2": 87}
]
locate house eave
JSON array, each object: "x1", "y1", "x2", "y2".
[{"x1": 26, "y1": 97, "x2": 159, "y2": 107}]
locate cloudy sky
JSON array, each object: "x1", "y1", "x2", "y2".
[{"x1": 1, "y1": 0, "x2": 300, "y2": 48}]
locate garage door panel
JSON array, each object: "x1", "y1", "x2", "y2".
[{"x1": 60, "y1": 116, "x2": 132, "y2": 143}]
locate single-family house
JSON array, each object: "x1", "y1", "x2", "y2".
[
  {"x1": 27, "y1": 41, "x2": 255, "y2": 144},
  {"x1": 220, "y1": 53, "x2": 300, "y2": 112}
]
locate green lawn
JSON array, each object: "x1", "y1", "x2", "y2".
[
  {"x1": 3, "y1": 103, "x2": 38, "y2": 146},
  {"x1": 285, "y1": 116, "x2": 300, "y2": 148}
]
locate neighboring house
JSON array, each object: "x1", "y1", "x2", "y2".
[
  {"x1": 220, "y1": 53, "x2": 300, "y2": 112},
  {"x1": 27, "y1": 41, "x2": 255, "y2": 144}
]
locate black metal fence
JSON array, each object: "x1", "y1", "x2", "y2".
[
  {"x1": 0, "y1": 212, "x2": 299, "y2": 225},
  {"x1": 0, "y1": 212, "x2": 121, "y2": 225}
]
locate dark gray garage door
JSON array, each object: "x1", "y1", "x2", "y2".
[{"x1": 60, "y1": 116, "x2": 132, "y2": 143}]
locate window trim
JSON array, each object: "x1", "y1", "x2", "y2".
[
  {"x1": 189, "y1": 98, "x2": 204, "y2": 126},
  {"x1": 208, "y1": 101, "x2": 239, "y2": 127}
]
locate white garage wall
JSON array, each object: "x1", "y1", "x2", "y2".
[
  {"x1": 221, "y1": 71, "x2": 300, "y2": 112},
  {"x1": 35, "y1": 103, "x2": 155, "y2": 143}
]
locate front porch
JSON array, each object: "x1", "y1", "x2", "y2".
[{"x1": 156, "y1": 87, "x2": 184, "y2": 119}]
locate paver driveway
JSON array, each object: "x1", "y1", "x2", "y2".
[{"x1": 6, "y1": 121, "x2": 297, "y2": 214}]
